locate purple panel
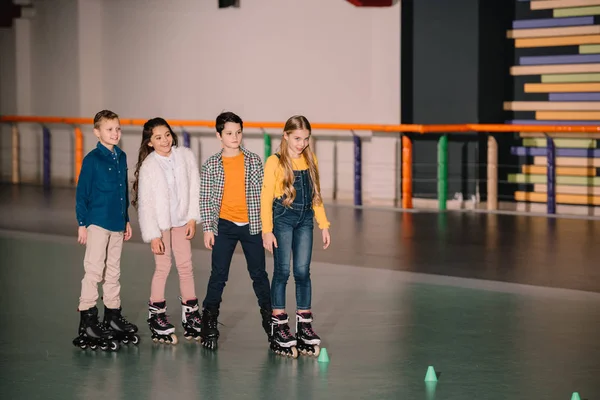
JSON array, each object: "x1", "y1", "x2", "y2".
[
  {"x1": 511, "y1": 147, "x2": 600, "y2": 157},
  {"x1": 549, "y1": 93, "x2": 600, "y2": 101},
  {"x1": 508, "y1": 120, "x2": 600, "y2": 125},
  {"x1": 547, "y1": 139, "x2": 556, "y2": 214},
  {"x1": 519, "y1": 54, "x2": 600, "y2": 65},
  {"x1": 513, "y1": 16, "x2": 594, "y2": 29}
]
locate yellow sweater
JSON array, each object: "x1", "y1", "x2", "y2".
[{"x1": 261, "y1": 154, "x2": 330, "y2": 234}]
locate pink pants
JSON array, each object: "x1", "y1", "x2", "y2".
[{"x1": 150, "y1": 225, "x2": 196, "y2": 303}]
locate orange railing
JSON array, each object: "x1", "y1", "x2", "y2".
[{"x1": 2, "y1": 115, "x2": 600, "y2": 214}]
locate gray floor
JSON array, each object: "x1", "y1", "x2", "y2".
[{"x1": 0, "y1": 185, "x2": 599, "y2": 399}]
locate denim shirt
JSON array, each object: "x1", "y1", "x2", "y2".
[{"x1": 76, "y1": 142, "x2": 130, "y2": 232}]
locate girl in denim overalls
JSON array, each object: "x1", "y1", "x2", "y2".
[{"x1": 261, "y1": 115, "x2": 331, "y2": 358}]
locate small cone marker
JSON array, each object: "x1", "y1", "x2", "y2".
[
  {"x1": 570, "y1": 393, "x2": 581, "y2": 400},
  {"x1": 317, "y1": 347, "x2": 330, "y2": 363},
  {"x1": 424, "y1": 366, "x2": 437, "y2": 382}
]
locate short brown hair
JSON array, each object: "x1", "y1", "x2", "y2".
[{"x1": 93, "y1": 110, "x2": 119, "y2": 129}]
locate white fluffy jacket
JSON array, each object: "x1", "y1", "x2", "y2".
[{"x1": 137, "y1": 146, "x2": 201, "y2": 243}]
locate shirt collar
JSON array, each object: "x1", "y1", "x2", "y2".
[
  {"x1": 217, "y1": 146, "x2": 249, "y2": 160},
  {"x1": 96, "y1": 142, "x2": 122, "y2": 157}
]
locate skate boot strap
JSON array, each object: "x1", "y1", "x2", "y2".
[
  {"x1": 183, "y1": 303, "x2": 199, "y2": 312},
  {"x1": 149, "y1": 306, "x2": 168, "y2": 314},
  {"x1": 271, "y1": 315, "x2": 291, "y2": 324},
  {"x1": 296, "y1": 313, "x2": 313, "y2": 323}
]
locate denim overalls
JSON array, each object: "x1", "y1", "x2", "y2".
[{"x1": 271, "y1": 168, "x2": 314, "y2": 310}]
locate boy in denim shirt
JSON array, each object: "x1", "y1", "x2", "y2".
[{"x1": 72, "y1": 110, "x2": 138, "y2": 351}]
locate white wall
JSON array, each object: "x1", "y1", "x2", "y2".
[
  {"x1": 0, "y1": 0, "x2": 401, "y2": 204},
  {"x1": 101, "y1": 0, "x2": 400, "y2": 124}
]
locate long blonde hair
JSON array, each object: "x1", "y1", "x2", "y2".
[{"x1": 278, "y1": 115, "x2": 323, "y2": 207}]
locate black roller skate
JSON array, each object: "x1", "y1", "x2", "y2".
[
  {"x1": 180, "y1": 297, "x2": 202, "y2": 341},
  {"x1": 200, "y1": 308, "x2": 219, "y2": 350},
  {"x1": 72, "y1": 306, "x2": 120, "y2": 352},
  {"x1": 104, "y1": 306, "x2": 140, "y2": 346},
  {"x1": 269, "y1": 313, "x2": 298, "y2": 358},
  {"x1": 296, "y1": 311, "x2": 321, "y2": 357},
  {"x1": 148, "y1": 301, "x2": 178, "y2": 344},
  {"x1": 260, "y1": 308, "x2": 272, "y2": 342}
]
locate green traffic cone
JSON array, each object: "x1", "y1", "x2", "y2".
[
  {"x1": 317, "y1": 347, "x2": 330, "y2": 363},
  {"x1": 570, "y1": 393, "x2": 581, "y2": 400},
  {"x1": 424, "y1": 366, "x2": 437, "y2": 382}
]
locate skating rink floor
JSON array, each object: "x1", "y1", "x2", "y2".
[{"x1": 0, "y1": 185, "x2": 599, "y2": 400}]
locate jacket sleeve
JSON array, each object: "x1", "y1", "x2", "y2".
[
  {"x1": 186, "y1": 149, "x2": 201, "y2": 224},
  {"x1": 124, "y1": 153, "x2": 130, "y2": 223},
  {"x1": 137, "y1": 163, "x2": 162, "y2": 242},
  {"x1": 199, "y1": 161, "x2": 213, "y2": 232},
  {"x1": 75, "y1": 155, "x2": 94, "y2": 227}
]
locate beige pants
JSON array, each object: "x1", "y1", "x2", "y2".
[
  {"x1": 78, "y1": 224, "x2": 124, "y2": 311},
  {"x1": 150, "y1": 225, "x2": 196, "y2": 303}
]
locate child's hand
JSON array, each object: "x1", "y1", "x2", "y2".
[
  {"x1": 151, "y1": 238, "x2": 165, "y2": 255},
  {"x1": 185, "y1": 220, "x2": 196, "y2": 240},
  {"x1": 322, "y1": 228, "x2": 331, "y2": 250},
  {"x1": 78, "y1": 226, "x2": 87, "y2": 245},
  {"x1": 124, "y1": 222, "x2": 132, "y2": 241},
  {"x1": 262, "y1": 232, "x2": 278, "y2": 254},
  {"x1": 203, "y1": 231, "x2": 215, "y2": 250}
]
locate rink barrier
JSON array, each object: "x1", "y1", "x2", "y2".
[{"x1": 2, "y1": 115, "x2": 600, "y2": 213}]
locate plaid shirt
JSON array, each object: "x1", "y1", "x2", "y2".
[{"x1": 200, "y1": 146, "x2": 263, "y2": 235}]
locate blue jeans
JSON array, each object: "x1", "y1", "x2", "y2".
[
  {"x1": 271, "y1": 202, "x2": 314, "y2": 310},
  {"x1": 203, "y1": 219, "x2": 271, "y2": 311}
]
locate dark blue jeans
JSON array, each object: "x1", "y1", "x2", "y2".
[
  {"x1": 202, "y1": 219, "x2": 271, "y2": 311},
  {"x1": 271, "y1": 203, "x2": 314, "y2": 310}
]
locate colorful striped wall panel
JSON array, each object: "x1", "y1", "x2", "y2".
[
  {"x1": 515, "y1": 191, "x2": 600, "y2": 205},
  {"x1": 509, "y1": 0, "x2": 600, "y2": 207},
  {"x1": 505, "y1": 101, "x2": 600, "y2": 111},
  {"x1": 524, "y1": 83, "x2": 600, "y2": 92},
  {"x1": 521, "y1": 131, "x2": 600, "y2": 138},
  {"x1": 533, "y1": 156, "x2": 600, "y2": 165},
  {"x1": 531, "y1": 0, "x2": 600, "y2": 10},
  {"x1": 511, "y1": 63, "x2": 600, "y2": 75},
  {"x1": 521, "y1": 137, "x2": 596, "y2": 146},
  {"x1": 509, "y1": 174, "x2": 600, "y2": 185},
  {"x1": 521, "y1": 165, "x2": 598, "y2": 175},
  {"x1": 534, "y1": 183, "x2": 600, "y2": 194}
]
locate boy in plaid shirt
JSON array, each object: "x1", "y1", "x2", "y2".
[{"x1": 199, "y1": 111, "x2": 272, "y2": 349}]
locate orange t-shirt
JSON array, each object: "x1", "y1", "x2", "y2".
[{"x1": 219, "y1": 152, "x2": 249, "y2": 223}]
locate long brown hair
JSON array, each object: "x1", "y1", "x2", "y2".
[
  {"x1": 278, "y1": 115, "x2": 323, "y2": 207},
  {"x1": 131, "y1": 118, "x2": 178, "y2": 208}
]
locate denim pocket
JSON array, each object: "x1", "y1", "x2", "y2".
[{"x1": 273, "y1": 203, "x2": 287, "y2": 220}]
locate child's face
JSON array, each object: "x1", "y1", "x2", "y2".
[
  {"x1": 219, "y1": 122, "x2": 242, "y2": 150},
  {"x1": 148, "y1": 125, "x2": 173, "y2": 157},
  {"x1": 94, "y1": 118, "x2": 121, "y2": 148},
  {"x1": 285, "y1": 129, "x2": 310, "y2": 158}
]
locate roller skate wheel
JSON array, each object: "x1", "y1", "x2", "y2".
[
  {"x1": 110, "y1": 340, "x2": 120, "y2": 351},
  {"x1": 170, "y1": 334, "x2": 178, "y2": 345},
  {"x1": 152, "y1": 337, "x2": 159, "y2": 343},
  {"x1": 100, "y1": 343, "x2": 109, "y2": 351},
  {"x1": 78, "y1": 343, "x2": 87, "y2": 350},
  {"x1": 132, "y1": 335, "x2": 140, "y2": 345},
  {"x1": 122, "y1": 338, "x2": 129, "y2": 344},
  {"x1": 290, "y1": 347, "x2": 299, "y2": 358},
  {"x1": 90, "y1": 344, "x2": 97, "y2": 350},
  {"x1": 312, "y1": 346, "x2": 320, "y2": 357}
]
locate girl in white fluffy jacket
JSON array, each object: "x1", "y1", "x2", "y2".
[{"x1": 131, "y1": 117, "x2": 202, "y2": 344}]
